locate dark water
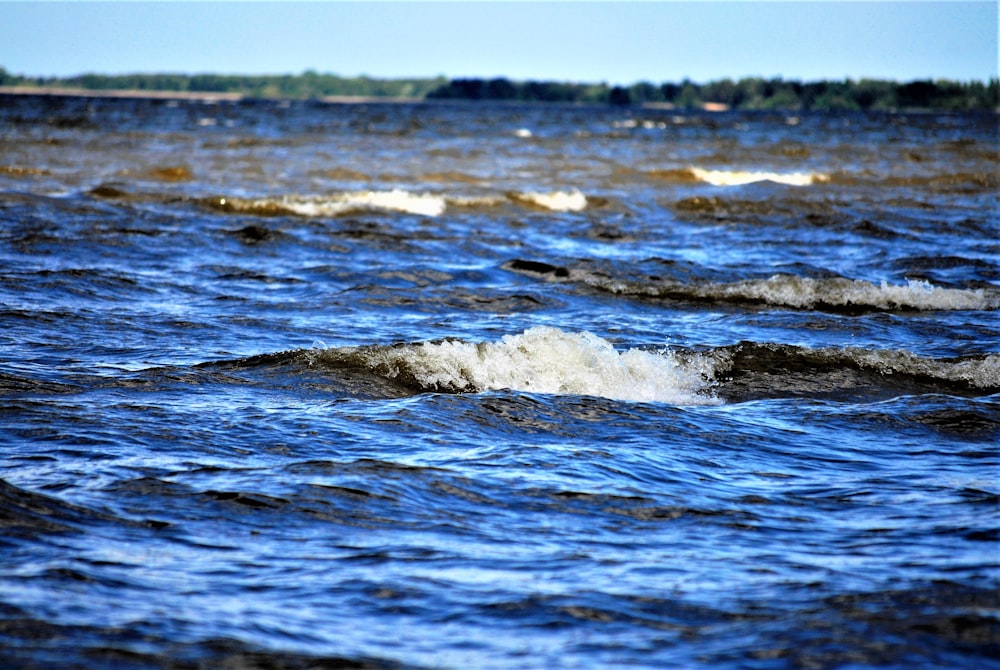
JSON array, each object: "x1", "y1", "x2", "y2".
[{"x1": 1, "y1": 94, "x2": 998, "y2": 669}]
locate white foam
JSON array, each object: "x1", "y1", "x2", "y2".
[
  {"x1": 513, "y1": 189, "x2": 588, "y2": 212},
  {"x1": 714, "y1": 276, "x2": 998, "y2": 311},
  {"x1": 228, "y1": 190, "x2": 447, "y2": 217},
  {"x1": 219, "y1": 189, "x2": 597, "y2": 216},
  {"x1": 690, "y1": 168, "x2": 829, "y2": 187},
  {"x1": 361, "y1": 326, "x2": 720, "y2": 405},
  {"x1": 844, "y1": 349, "x2": 1000, "y2": 389},
  {"x1": 285, "y1": 190, "x2": 447, "y2": 217}
]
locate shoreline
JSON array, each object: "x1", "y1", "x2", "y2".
[
  {"x1": 0, "y1": 86, "x2": 421, "y2": 104},
  {"x1": 0, "y1": 85, "x2": 243, "y2": 101},
  {"x1": 0, "y1": 87, "x2": 720, "y2": 111},
  {"x1": 2, "y1": 86, "x2": 993, "y2": 113}
]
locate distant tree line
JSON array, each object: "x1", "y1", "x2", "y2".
[
  {"x1": 1, "y1": 67, "x2": 996, "y2": 111},
  {"x1": 427, "y1": 77, "x2": 998, "y2": 111},
  {"x1": 0, "y1": 68, "x2": 447, "y2": 100}
]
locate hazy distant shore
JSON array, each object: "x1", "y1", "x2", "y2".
[
  {"x1": 0, "y1": 86, "x2": 437, "y2": 107},
  {"x1": 0, "y1": 86, "x2": 244, "y2": 101},
  {"x1": 0, "y1": 86, "x2": 420, "y2": 104},
  {"x1": 1, "y1": 72, "x2": 996, "y2": 111}
]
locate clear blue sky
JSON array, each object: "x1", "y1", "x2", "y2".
[{"x1": 1, "y1": 1, "x2": 996, "y2": 84}]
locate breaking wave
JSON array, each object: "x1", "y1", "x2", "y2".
[
  {"x1": 327, "y1": 327, "x2": 719, "y2": 405},
  {"x1": 214, "y1": 328, "x2": 999, "y2": 405},
  {"x1": 205, "y1": 188, "x2": 590, "y2": 218},
  {"x1": 647, "y1": 167, "x2": 830, "y2": 186},
  {"x1": 697, "y1": 276, "x2": 997, "y2": 311},
  {"x1": 509, "y1": 189, "x2": 588, "y2": 212},
  {"x1": 505, "y1": 262, "x2": 999, "y2": 313},
  {"x1": 647, "y1": 167, "x2": 994, "y2": 191},
  {"x1": 209, "y1": 190, "x2": 447, "y2": 217},
  {"x1": 218, "y1": 327, "x2": 720, "y2": 405},
  {"x1": 690, "y1": 167, "x2": 830, "y2": 187},
  {"x1": 708, "y1": 342, "x2": 1000, "y2": 401}
]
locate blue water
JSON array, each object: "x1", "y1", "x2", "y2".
[{"x1": 1, "y1": 94, "x2": 998, "y2": 669}]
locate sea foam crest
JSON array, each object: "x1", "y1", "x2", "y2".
[
  {"x1": 690, "y1": 167, "x2": 829, "y2": 187},
  {"x1": 213, "y1": 189, "x2": 593, "y2": 216},
  {"x1": 844, "y1": 349, "x2": 1000, "y2": 389},
  {"x1": 279, "y1": 190, "x2": 447, "y2": 217},
  {"x1": 360, "y1": 326, "x2": 719, "y2": 405},
  {"x1": 714, "y1": 276, "x2": 998, "y2": 311},
  {"x1": 512, "y1": 189, "x2": 588, "y2": 212},
  {"x1": 221, "y1": 190, "x2": 447, "y2": 217}
]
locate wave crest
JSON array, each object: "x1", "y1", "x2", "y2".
[
  {"x1": 710, "y1": 342, "x2": 1000, "y2": 401},
  {"x1": 210, "y1": 190, "x2": 447, "y2": 217},
  {"x1": 324, "y1": 327, "x2": 719, "y2": 405},
  {"x1": 205, "y1": 188, "x2": 592, "y2": 217},
  {"x1": 510, "y1": 189, "x2": 588, "y2": 212},
  {"x1": 507, "y1": 262, "x2": 999, "y2": 313},
  {"x1": 709, "y1": 276, "x2": 997, "y2": 311},
  {"x1": 217, "y1": 332, "x2": 999, "y2": 403},
  {"x1": 690, "y1": 168, "x2": 830, "y2": 187},
  {"x1": 648, "y1": 167, "x2": 829, "y2": 186}
]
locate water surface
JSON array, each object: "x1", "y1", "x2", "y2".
[{"x1": 1, "y1": 94, "x2": 998, "y2": 669}]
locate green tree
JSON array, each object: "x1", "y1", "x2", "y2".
[{"x1": 676, "y1": 79, "x2": 701, "y2": 109}]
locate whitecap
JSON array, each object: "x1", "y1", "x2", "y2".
[
  {"x1": 713, "y1": 276, "x2": 997, "y2": 311},
  {"x1": 282, "y1": 190, "x2": 446, "y2": 217},
  {"x1": 690, "y1": 167, "x2": 829, "y2": 187},
  {"x1": 513, "y1": 189, "x2": 588, "y2": 212},
  {"x1": 843, "y1": 348, "x2": 1000, "y2": 389},
  {"x1": 359, "y1": 326, "x2": 720, "y2": 405},
  {"x1": 225, "y1": 190, "x2": 447, "y2": 217}
]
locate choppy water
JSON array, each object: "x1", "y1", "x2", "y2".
[{"x1": 1, "y1": 94, "x2": 998, "y2": 669}]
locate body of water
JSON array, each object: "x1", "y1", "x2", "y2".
[{"x1": 1, "y1": 94, "x2": 998, "y2": 669}]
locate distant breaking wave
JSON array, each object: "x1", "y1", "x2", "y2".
[
  {"x1": 509, "y1": 189, "x2": 588, "y2": 212},
  {"x1": 647, "y1": 167, "x2": 831, "y2": 186},
  {"x1": 206, "y1": 188, "x2": 589, "y2": 217},
  {"x1": 706, "y1": 341, "x2": 1000, "y2": 401},
  {"x1": 505, "y1": 262, "x2": 1000, "y2": 313},
  {"x1": 210, "y1": 190, "x2": 447, "y2": 217},
  {"x1": 647, "y1": 167, "x2": 995, "y2": 191},
  {"x1": 682, "y1": 275, "x2": 996, "y2": 311},
  {"x1": 690, "y1": 167, "x2": 830, "y2": 187}
]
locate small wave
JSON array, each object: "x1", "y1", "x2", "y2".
[
  {"x1": 707, "y1": 276, "x2": 998, "y2": 311},
  {"x1": 710, "y1": 342, "x2": 1000, "y2": 401},
  {"x1": 219, "y1": 332, "x2": 1000, "y2": 404},
  {"x1": 690, "y1": 168, "x2": 830, "y2": 187},
  {"x1": 828, "y1": 170, "x2": 999, "y2": 192},
  {"x1": 210, "y1": 190, "x2": 447, "y2": 217},
  {"x1": 648, "y1": 167, "x2": 829, "y2": 186},
  {"x1": 613, "y1": 119, "x2": 670, "y2": 130},
  {"x1": 315, "y1": 327, "x2": 719, "y2": 405},
  {"x1": 205, "y1": 189, "x2": 592, "y2": 217},
  {"x1": 0, "y1": 478, "x2": 119, "y2": 533},
  {"x1": 844, "y1": 349, "x2": 1000, "y2": 390},
  {"x1": 508, "y1": 262, "x2": 998, "y2": 313},
  {"x1": 509, "y1": 189, "x2": 588, "y2": 212}
]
